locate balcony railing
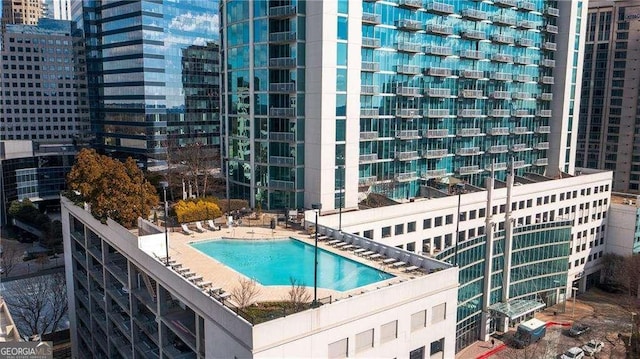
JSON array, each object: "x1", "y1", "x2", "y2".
[
  {"x1": 458, "y1": 128, "x2": 482, "y2": 137},
  {"x1": 424, "y1": 129, "x2": 449, "y2": 138},
  {"x1": 399, "y1": 0, "x2": 423, "y2": 9},
  {"x1": 361, "y1": 85, "x2": 379, "y2": 95},
  {"x1": 538, "y1": 93, "x2": 553, "y2": 101},
  {"x1": 395, "y1": 151, "x2": 420, "y2": 160},
  {"x1": 428, "y1": 67, "x2": 452, "y2": 77},
  {"x1": 396, "y1": 64, "x2": 421, "y2": 75},
  {"x1": 494, "y1": 0, "x2": 518, "y2": 7},
  {"x1": 461, "y1": 29, "x2": 486, "y2": 40},
  {"x1": 489, "y1": 127, "x2": 510, "y2": 136},
  {"x1": 542, "y1": 42, "x2": 557, "y2": 51},
  {"x1": 462, "y1": 8, "x2": 488, "y2": 21},
  {"x1": 269, "y1": 57, "x2": 296, "y2": 68},
  {"x1": 540, "y1": 76, "x2": 554, "y2": 84},
  {"x1": 540, "y1": 59, "x2": 555, "y2": 68},
  {"x1": 396, "y1": 19, "x2": 422, "y2": 31},
  {"x1": 461, "y1": 69, "x2": 484, "y2": 79},
  {"x1": 461, "y1": 89, "x2": 484, "y2": 98},
  {"x1": 520, "y1": 1, "x2": 536, "y2": 11},
  {"x1": 269, "y1": 180, "x2": 295, "y2": 190},
  {"x1": 511, "y1": 143, "x2": 528, "y2": 151},
  {"x1": 360, "y1": 131, "x2": 379, "y2": 140},
  {"x1": 359, "y1": 153, "x2": 379, "y2": 163},
  {"x1": 269, "y1": 132, "x2": 295, "y2": 142},
  {"x1": 362, "y1": 61, "x2": 380, "y2": 72},
  {"x1": 395, "y1": 172, "x2": 418, "y2": 182},
  {"x1": 396, "y1": 108, "x2": 421, "y2": 118},
  {"x1": 362, "y1": 37, "x2": 381, "y2": 48},
  {"x1": 512, "y1": 92, "x2": 531, "y2": 100},
  {"x1": 360, "y1": 108, "x2": 379, "y2": 117},
  {"x1": 397, "y1": 41, "x2": 422, "y2": 53},
  {"x1": 492, "y1": 15, "x2": 517, "y2": 27},
  {"x1": 534, "y1": 158, "x2": 549, "y2": 166},
  {"x1": 269, "y1": 31, "x2": 297, "y2": 43},
  {"x1": 269, "y1": 82, "x2": 296, "y2": 92},
  {"x1": 457, "y1": 147, "x2": 481, "y2": 156},
  {"x1": 423, "y1": 149, "x2": 449, "y2": 159},
  {"x1": 511, "y1": 126, "x2": 528, "y2": 134},
  {"x1": 486, "y1": 162, "x2": 508, "y2": 171},
  {"x1": 425, "y1": 46, "x2": 453, "y2": 57},
  {"x1": 536, "y1": 142, "x2": 550, "y2": 150},
  {"x1": 490, "y1": 109, "x2": 511, "y2": 117},
  {"x1": 396, "y1": 86, "x2": 422, "y2": 97},
  {"x1": 460, "y1": 50, "x2": 485, "y2": 60},
  {"x1": 489, "y1": 145, "x2": 509, "y2": 153},
  {"x1": 427, "y1": 109, "x2": 450, "y2": 118},
  {"x1": 359, "y1": 176, "x2": 378, "y2": 186},
  {"x1": 362, "y1": 13, "x2": 382, "y2": 25},
  {"x1": 269, "y1": 5, "x2": 297, "y2": 18},
  {"x1": 459, "y1": 165, "x2": 482, "y2": 175},
  {"x1": 422, "y1": 169, "x2": 447, "y2": 178},
  {"x1": 512, "y1": 109, "x2": 530, "y2": 117},
  {"x1": 538, "y1": 110, "x2": 552, "y2": 117},
  {"x1": 492, "y1": 53, "x2": 514, "y2": 63},
  {"x1": 512, "y1": 160, "x2": 527, "y2": 169},
  {"x1": 490, "y1": 72, "x2": 511, "y2": 81},
  {"x1": 426, "y1": 23, "x2": 454, "y2": 36},
  {"x1": 395, "y1": 130, "x2": 421, "y2": 139},
  {"x1": 518, "y1": 20, "x2": 536, "y2": 29},
  {"x1": 545, "y1": 7, "x2": 559, "y2": 16},
  {"x1": 427, "y1": 88, "x2": 451, "y2": 97},
  {"x1": 459, "y1": 109, "x2": 483, "y2": 117},
  {"x1": 270, "y1": 107, "x2": 295, "y2": 117},
  {"x1": 544, "y1": 24, "x2": 558, "y2": 34},
  {"x1": 516, "y1": 38, "x2": 535, "y2": 47},
  {"x1": 536, "y1": 126, "x2": 551, "y2": 134},
  {"x1": 425, "y1": 1, "x2": 455, "y2": 14},
  {"x1": 490, "y1": 91, "x2": 511, "y2": 100},
  {"x1": 491, "y1": 33, "x2": 515, "y2": 44},
  {"x1": 515, "y1": 56, "x2": 533, "y2": 65}
]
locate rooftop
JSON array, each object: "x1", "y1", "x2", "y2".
[{"x1": 0, "y1": 297, "x2": 21, "y2": 342}]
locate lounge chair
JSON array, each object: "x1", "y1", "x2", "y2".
[
  {"x1": 327, "y1": 239, "x2": 341, "y2": 245},
  {"x1": 340, "y1": 244, "x2": 355, "y2": 251},
  {"x1": 360, "y1": 251, "x2": 375, "y2": 257},
  {"x1": 207, "y1": 219, "x2": 218, "y2": 231},
  {"x1": 353, "y1": 248, "x2": 366, "y2": 255},
  {"x1": 195, "y1": 221, "x2": 206, "y2": 233},
  {"x1": 391, "y1": 261, "x2": 407, "y2": 268},
  {"x1": 333, "y1": 242, "x2": 348, "y2": 248},
  {"x1": 181, "y1": 223, "x2": 194, "y2": 235},
  {"x1": 382, "y1": 258, "x2": 397, "y2": 265},
  {"x1": 404, "y1": 266, "x2": 420, "y2": 273}
]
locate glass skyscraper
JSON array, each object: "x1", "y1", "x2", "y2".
[
  {"x1": 72, "y1": 0, "x2": 220, "y2": 166},
  {"x1": 220, "y1": 0, "x2": 585, "y2": 211}
]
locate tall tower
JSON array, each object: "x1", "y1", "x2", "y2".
[
  {"x1": 72, "y1": 1, "x2": 221, "y2": 167},
  {"x1": 1, "y1": 0, "x2": 45, "y2": 27}
]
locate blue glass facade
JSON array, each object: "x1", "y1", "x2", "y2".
[{"x1": 73, "y1": 0, "x2": 220, "y2": 164}]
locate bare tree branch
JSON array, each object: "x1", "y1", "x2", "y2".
[
  {"x1": 1, "y1": 246, "x2": 20, "y2": 277},
  {"x1": 231, "y1": 278, "x2": 261, "y2": 309}
]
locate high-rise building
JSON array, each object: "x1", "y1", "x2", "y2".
[
  {"x1": 220, "y1": 0, "x2": 587, "y2": 211},
  {"x1": 43, "y1": 0, "x2": 72, "y2": 20},
  {"x1": 577, "y1": 0, "x2": 640, "y2": 193},
  {"x1": 71, "y1": 1, "x2": 220, "y2": 167},
  {"x1": 1, "y1": 0, "x2": 45, "y2": 27},
  {"x1": 0, "y1": 18, "x2": 90, "y2": 144}
]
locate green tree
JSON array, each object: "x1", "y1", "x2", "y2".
[{"x1": 67, "y1": 148, "x2": 159, "y2": 228}]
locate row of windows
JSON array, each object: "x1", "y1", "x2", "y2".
[
  {"x1": 1, "y1": 108, "x2": 86, "y2": 115},
  {"x1": 0, "y1": 133, "x2": 80, "y2": 140},
  {"x1": 7, "y1": 37, "x2": 69, "y2": 45}
]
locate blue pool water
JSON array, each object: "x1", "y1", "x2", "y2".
[{"x1": 190, "y1": 238, "x2": 394, "y2": 291}]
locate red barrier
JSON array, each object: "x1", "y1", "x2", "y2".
[
  {"x1": 546, "y1": 321, "x2": 572, "y2": 327},
  {"x1": 475, "y1": 343, "x2": 506, "y2": 359}
]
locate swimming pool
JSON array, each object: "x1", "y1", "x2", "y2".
[{"x1": 190, "y1": 238, "x2": 394, "y2": 291}]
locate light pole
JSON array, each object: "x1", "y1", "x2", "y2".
[
  {"x1": 312, "y1": 203, "x2": 322, "y2": 306},
  {"x1": 454, "y1": 182, "x2": 465, "y2": 266},
  {"x1": 160, "y1": 181, "x2": 170, "y2": 266}
]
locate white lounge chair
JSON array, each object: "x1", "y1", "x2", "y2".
[
  {"x1": 404, "y1": 266, "x2": 420, "y2": 273},
  {"x1": 360, "y1": 251, "x2": 375, "y2": 257},
  {"x1": 391, "y1": 261, "x2": 407, "y2": 268},
  {"x1": 181, "y1": 223, "x2": 194, "y2": 235},
  {"x1": 368, "y1": 253, "x2": 383, "y2": 260},
  {"x1": 327, "y1": 239, "x2": 341, "y2": 245},
  {"x1": 207, "y1": 219, "x2": 218, "y2": 231},
  {"x1": 382, "y1": 258, "x2": 397, "y2": 264},
  {"x1": 353, "y1": 248, "x2": 366, "y2": 255},
  {"x1": 195, "y1": 221, "x2": 206, "y2": 233}
]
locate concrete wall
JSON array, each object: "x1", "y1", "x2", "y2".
[{"x1": 606, "y1": 203, "x2": 638, "y2": 256}]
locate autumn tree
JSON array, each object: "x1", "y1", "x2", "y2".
[
  {"x1": 66, "y1": 148, "x2": 159, "y2": 228},
  {"x1": 174, "y1": 198, "x2": 222, "y2": 223}
]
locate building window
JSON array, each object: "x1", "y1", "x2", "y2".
[
  {"x1": 411, "y1": 310, "x2": 427, "y2": 331},
  {"x1": 445, "y1": 214, "x2": 453, "y2": 225},
  {"x1": 423, "y1": 218, "x2": 432, "y2": 229},
  {"x1": 395, "y1": 224, "x2": 404, "y2": 235},
  {"x1": 328, "y1": 338, "x2": 348, "y2": 359},
  {"x1": 380, "y1": 320, "x2": 398, "y2": 343},
  {"x1": 430, "y1": 338, "x2": 445, "y2": 357},
  {"x1": 408, "y1": 221, "x2": 416, "y2": 233},
  {"x1": 382, "y1": 226, "x2": 391, "y2": 238},
  {"x1": 432, "y1": 303, "x2": 446, "y2": 323},
  {"x1": 434, "y1": 217, "x2": 443, "y2": 227},
  {"x1": 363, "y1": 230, "x2": 373, "y2": 239},
  {"x1": 355, "y1": 329, "x2": 374, "y2": 353},
  {"x1": 410, "y1": 346, "x2": 425, "y2": 359}
]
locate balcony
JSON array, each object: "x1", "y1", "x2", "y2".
[
  {"x1": 538, "y1": 93, "x2": 553, "y2": 101},
  {"x1": 495, "y1": 0, "x2": 518, "y2": 7},
  {"x1": 396, "y1": 19, "x2": 422, "y2": 32},
  {"x1": 270, "y1": 107, "x2": 295, "y2": 117},
  {"x1": 512, "y1": 92, "x2": 531, "y2": 100},
  {"x1": 545, "y1": 7, "x2": 559, "y2": 17},
  {"x1": 395, "y1": 172, "x2": 418, "y2": 182},
  {"x1": 459, "y1": 109, "x2": 483, "y2": 117},
  {"x1": 457, "y1": 147, "x2": 481, "y2": 156},
  {"x1": 490, "y1": 72, "x2": 512, "y2": 81},
  {"x1": 514, "y1": 74, "x2": 532, "y2": 83},
  {"x1": 511, "y1": 144, "x2": 528, "y2": 152},
  {"x1": 269, "y1": 57, "x2": 296, "y2": 68},
  {"x1": 395, "y1": 151, "x2": 420, "y2": 160},
  {"x1": 360, "y1": 131, "x2": 379, "y2": 140},
  {"x1": 426, "y1": 23, "x2": 454, "y2": 36},
  {"x1": 489, "y1": 127, "x2": 510, "y2": 136},
  {"x1": 515, "y1": 56, "x2": 533, "y2": 65},
  {"x1": 396, "y1": 64, "x2": 421, "y2": 75},
  {"x1": 362, "y1": 37, "x2": 381, "y2": 48},
  {"x1": 362, "y1": 61, "x2": 380, "y2": 72},
  {"x1": 540, "y1": 76, "x2": 554, "y2": 84},
  {"x1": 359, "y1": 176, "x2": 378, "y2": 186},
  {"x1": 459, "y1": 165, "x2": 483, "y2": 175},
  {"x1": 396, "y1": 86, "x2": 422, "y2": 97},
  {"x1": 362, "y1": 13, "x2": 382, "y2": 25},
  {"x1": 461, "y1": 89, "x2": 484, "y2": 98},
  {"x1": 425, "y1": 1, "x2": 455, "y2": 14},
  {"x1": 458, "y1": 128, "x2": 482, "y2": 137},
  {"x1": 269, "y1": 131, "x2": 296, "y2": 142},
  {"x1": 540, "y1": 59, "x2": 555, "y2": 68},
  {"x1": 397, "y1": 41, "x2": 422, "y2": 53},
  {"x1": 491, "y1": 33, "x2": 515, "y2": 45},
  {"x1": 270, "y1": 180, "x2": 295, "y2": 190},
  {"x1": 519, "y1": 1, "x2": 536, "y2": 11},
  {"x1": 422, "y1": 169, "x2": 447, "y2": 179},
  {"x1": 511, "y1": 126, "x2": 529, "y2": 134},
  {"x1": 536, "y1": 126, "x2": 550, "y2": 134},
  {"x1": 490, "y1": 109, "x2": 511, "y2": 117},
  {"x1": 537, "y1": 110, "x2": 552, "y2": 117},
  {"x1": 269, "y1": 31, "x2": 296, "y2": 43},
  {"x1": 269, "y1": 82, "x2": 296, "y2": 92},
  {"x1": 428, "y1": 67, "x2": 452, "y2": 77},
  {"x1": 492, "y1": 15, "x2": 517, "y2": 27},
  {"x1": 427, "y1": 88, "x2": 451, "y2": 98},
  {"x1": 460, "y1": 49, "x2": 485, "y2": 60},
  {"x1": 396, "y1": 108, "x2": 421, "y2": 118},
  {"x1": 427, "y1": 109, "x2": 450, "y2": 118},
  {"x1": 490, "y1": 91, "x2": 511, "y2": 100},
  {"x1": 544, "y1": 24, "x2": 558, "y2": 34},
  {"x1": 359, "y1": 153, "x2": 379, "y2": 163},
  {"x1": 424, "y1": 129, "x2": 449, "y2": 138},
  {"x1": 269, "y1": 5, "x2": 297, "y2": 18},
  {"x1": 512, "y1": 109, "x2": 530, "y2": 117},
  {"x1": 395, "y1": 130, "x2": 421, "y2": 139},
  {"x1": 486, "y1": 162, "x2": 507, "y2": 171},
  {"x1": 461, "y1": 29, "x2": 487, "y2": 40},
  {"x1": 492, "y1": 53, "x2": 514, "y2": 63},
  {"x1": 269, "y1": 156, "x2": 294, "y2": 166},
  {"x1": 489, "y1": 145, "x2": 509, "y2": 153},
  {"x1": 516, "y1": 38, "x2": 534, "y2": 47},
  {"x1": 512, "y1": 160, "x2": 527, "y2": 169},
  {"x1": 423, "y1": 149, "x2": 449, "y2": 159},
  {"x1": 361, "y1": 85, "x2": 379, "y2": 95},
  {"x1": 425, "y1": 45, "x2": 453, "y2": 57},
  {"x1": 461, "y1": 69, "x2": 484, "y2": 79},
  {"x1": 542, "y1": 42, "x2": 557, "y2": 51},
  {"x1": 536, "y1": 142, "x2": 550, "y2": 150},
  {"x1": 361, "y1": 108, "x2": 380, "y2": 117},
  {"x1": 462, "y1": 9, "x2": 488, "y2": 21},
  {"x1": 399, "y1": 0, "x2": 423, "y2": 9},
  {"x1": 517, "y1": 20, "x2": 536, "y2": 29},
  {"x1": 534, "y1": 158, "x2": 549, "y2": 166}
]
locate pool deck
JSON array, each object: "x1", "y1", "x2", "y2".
[{"x1": 163, "y1": 224, "x2": 424, "y2": 305}]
